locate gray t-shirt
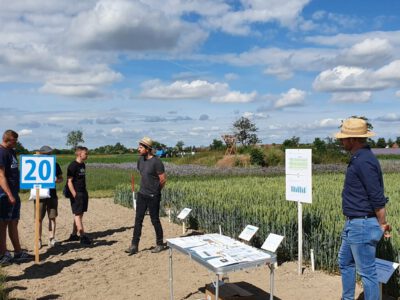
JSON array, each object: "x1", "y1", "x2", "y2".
[{"x1": 137, "y1": 156, "x2": 165, "y2": 196}]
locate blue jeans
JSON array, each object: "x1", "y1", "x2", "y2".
[{"x1": 338, "y1": 217, "x2": 383, "y2": 300}]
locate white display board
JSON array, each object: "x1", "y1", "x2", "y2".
[
  {"x1": 20, "y1": 155, "x2": 56, "y2": 189},
  {"x1": 177, "y1": 208, "x2": 192, "y2": 220},
  {"x1": 238, "y1": 225, "x2": 259, "y2": 241},
  {"x1": 285, "y1": 149, "x2": 312, "y2": 203},
  {"x1": 376, "y1": 258, "x2": 400, "y2": 284},
  {"x1": 261, "y1": 233, "x2": 284, "y2": 253}
]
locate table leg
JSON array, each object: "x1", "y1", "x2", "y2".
[
  {"x1": 269, "y1": 263, "x2": 274, "y2": 300},
  {"x1": 215, "y1": 274, "x2": 220, "y2": 300},
  {"x1": 169, "y1": 248, "x2": 174, "y2": 300}
]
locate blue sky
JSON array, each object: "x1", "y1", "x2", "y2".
[{"x1": 1, "y1": 0, "x2": 400, "y2": 150}]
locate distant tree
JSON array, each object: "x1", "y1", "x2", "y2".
[
  {"x1": 152, "y1": 141, "x2": 167, "y2": 150},
  {"x1": 233, "y1": 117, "x2": 260, "y2": 146},
  {"x1": 15, "y1": 141, "x2": 29, "y2": 154},
  {"x1": 387, "y1": 138, "x2": 394, "y2": 148},
  {"x1": 282, "y1": 136, "x2": 300, "y2": 149},
  {"x1": 376, "y1": 137, "x2": 386, "y2": 148},
  {"x1": 396, "y1": 136, "x2": 400, "y2": 146},
  {"x1": 175, "y1": 140, "x2": 184, "y2": 151},
  {"x1": 209, "y1": 139, "x2": 225, "y2": 150},
  {"x1": 312, "y1": 137, "x2": 326, "y2": 153},
  {"x1": 66, "y1": 130, "x2": 84, "y2": 150}
]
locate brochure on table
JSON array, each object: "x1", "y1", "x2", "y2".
[{"x1": 167, "y1": 233, "x2": 271, "y2": 268}]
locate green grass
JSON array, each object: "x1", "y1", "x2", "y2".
[
  {"x1": 163, "y1": 150, "x2": 225, "y2": 166},
  {"x1": 55, "y1": 153, "x2": 138, "y2": 165}
]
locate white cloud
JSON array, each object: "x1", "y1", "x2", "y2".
[
  {"x1": 264, "y1": 66, "x2": 294, "y2": 80},
  {"x1": 203, "y1": 0, "x2": 311, "y2": 35},
  {"x1": 39, "y1": 83, "x2": 104, "y2": 98},
  {"x1": 140, "y1": 79, "x2": 228, "y2": 99},
  {"x1": 211, "y1": 91, "x2": 257, "y2": 103},
  {"x1": 68, "y1": 0, "x2": 207, "y2": 52},
  {"x1": 18, "y1": 129, "x2": 33, "y2": 136},
  {"x1": 111, "y1": 127, "x2": 124, "y2": 134},
  {"x1": 331, "y1": 91, "x2": 372, "y2": 103},
  {"x1": 396, "y1": 91, "x2": 400, "y2": 98},
  {"x1": 224, "y1": 73, "x2": 239, "y2": 81},
  {"x1": 242, "y1": 112, "x2": 269, "y2": 119},
  {"x1": 375, "y1": 113, "x2": 400, "y2": 122},
  {"x1": 313, "y1": 61, "x2": 400, "y2": 92},
  {"x1": 274, "y1": 88, "x2": 306, "y2": 108}
]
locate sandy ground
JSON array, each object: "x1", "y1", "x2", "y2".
[{"x1": 3, "y1": 197, "x2": 364, "y2": 300}]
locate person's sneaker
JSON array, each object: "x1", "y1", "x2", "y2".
[
  {"x1": 125, "y1": 244, "x2": 138, "y2": 255},
  {"x1": 151, "y1": 244, "x2": 167, "y2": 253},
  {"x1": 66, "y1": 234, "x2": 80, "y2": 242},
  {"x1": 49, "y1": 238, "x2": 59, "y2": 247},
  {"x1": 80, "y1": 235, "x2": 92, "y2": 246},
  {"x1": 0, "y1": 251, "x2": 13, "y2": 267},
  {"x1": 13, "y1": 250, "x2": 33, "y2": 262}
]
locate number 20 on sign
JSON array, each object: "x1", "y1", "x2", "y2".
[{"x1": 20, "y1": 155, "x2": 56, "y2": 189}]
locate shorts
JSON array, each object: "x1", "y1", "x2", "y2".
[
  {"x1": 0, "y1": 193, "x2": 21, "y2": 221},
  {"x1": 34, "y1": 197, "x2": 58, "y2": 220},
  {"x1": 70, "y1": 191, "x2": 89, "y2": 215}
]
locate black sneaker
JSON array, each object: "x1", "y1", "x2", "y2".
[
  {"x1": 125, "y1": 244, "x2": 138, "y2": 255},
  {"x1": 67, "y1": 234, "x2": 80, "y2": 242},
  {"x1": 80, "y1": 235, "x2": 92, "y2": 246},
  {"x1": 13, "y1": 250, "x2": 33, "y2": 262},
  {"x1": 151, "y1": 245, "x2": 167, "y2": 253}
]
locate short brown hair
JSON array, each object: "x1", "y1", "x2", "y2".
[
  {"x1": 75, "y1": 146, "x2": 88, "y2": 155},
  {"x1": 3, "y1": 130, "x2": 18, "y2": 142}
]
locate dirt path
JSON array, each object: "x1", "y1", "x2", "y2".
[{"x1": 4, "y1": 198, "x2": 362, "y2": 299}]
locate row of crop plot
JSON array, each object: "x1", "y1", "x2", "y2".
[{"x1": 114, "y1": 173, "x2": 400, "y2": 297}]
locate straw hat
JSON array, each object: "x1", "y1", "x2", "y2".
[
  {"x1": 139, "y1": 136, "x2": 153, "y2": 149},
  {"x1": 335, "y1": 118, "x2": 375, "y2": 139}
]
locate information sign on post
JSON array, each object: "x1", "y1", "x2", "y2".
[
  {"x1": 177, "y1": 208, "x2": 192, "y2": 234},
  {"x1": 285, "y1": 149, "x2": 312, "y2": 275},
  {"x1": 238, "y1": 225, "x2": 259, "y2": 242},
  {"x1": 20, "y1": 155, "x2": 56, "y2": 264}
]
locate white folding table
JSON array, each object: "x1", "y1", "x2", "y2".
[{"x1": 167, "y1": 233, "x2": 277, "y2": 300}]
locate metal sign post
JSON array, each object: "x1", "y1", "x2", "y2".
[{"x1": 20, "y1": 155, "x2": 56, "y2": 264}]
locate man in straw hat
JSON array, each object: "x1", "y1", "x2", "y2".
[
  {"x1": 126, "y1": 136, "x2": 167, "y2": 255},
  {"x1": 335, "y1": 117, "x2": 391, "y2": 300}
]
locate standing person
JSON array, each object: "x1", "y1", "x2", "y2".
[
  {"x1": 33, "y1": 146, "x2": 63, "y2": 248},
  {"x1": 66, "y1": 146, "x2": 91, "y2": 246},
  {"x1": 335, "y1": 118, "x2": 391, "y2": 300},
  {"x1": 0, "y1": 130, "x2": 31, "y2": 266},
  {"x1": 126, "y1": 137, "x2": 167, "y2": 255}
]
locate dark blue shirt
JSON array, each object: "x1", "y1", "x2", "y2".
[
  {"x1": 342, "y1": 145, "x2": 387, "y2": 217},
  {"x1": 0, "y1": 145, "x2": 19, "y2": 196}
]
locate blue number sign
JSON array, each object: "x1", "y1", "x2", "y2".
[{"x1": 20, "y1": 155, "x2": 56, "y2": 189}]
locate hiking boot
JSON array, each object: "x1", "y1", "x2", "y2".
[
  {"x1": 80, "y1": 235, "x2": 92, "y2": 246},
  {"x1": 49, "y1": 238, "x2": 59, "y2": 247},
  {"x1": 151, "y1": 244, "x2": 167, "y2": 253},
  {"x1": 125, "y1": 244, "x2": 138, "y2": 255},
  {"x1": 0, "y1": 251, "x2": 13, "y2": 267},
  {"x1": 67, "y1": 234, "x2": 80, "y2": 242},
  {"x1": 13, "y1": 250, "x2": 33, "y2": 262}
]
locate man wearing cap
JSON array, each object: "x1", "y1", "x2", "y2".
[
  {"x1": 126, "y1": 136, "x2": 167, "y2": 255},
  {"x1": 335, "y1": 118, "x2": 391, "y2": 300},
  {"x1": 34, "y1": 146, "x2": 63, "y2": 248}
]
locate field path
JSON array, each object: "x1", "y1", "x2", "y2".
[{"x1": 4, "y1": 198, "x2": 362, "y2": 299}]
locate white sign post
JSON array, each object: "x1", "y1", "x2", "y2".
[
  {"x1": 285, "y1": 149, "x2": 312, "y2": 275},
  {"x1": 177, "y1": 208, "x2": 192, "y2": 234},
  {"x1": 20, "y1": 155, "x2": 56, "y2": 264}
]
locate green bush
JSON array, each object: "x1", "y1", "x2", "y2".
[
  {"x1": 265, "y1": 148, "x2": 284, "y2": 166},
  {"x1": 250, "y1": 148, "x2": 266, "y2": 166}
]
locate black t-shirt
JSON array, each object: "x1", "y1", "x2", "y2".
[
  {"x1": 67, "y1": 161, "x2": 86, "y2": 192},
  {"x1": 0, "y1": 145, "x2": 19, "y2": 195},
  {"x1": 137, "y1": 156, "x2": 165, "y2": 196},
  {"x1": 50, "y1": 163, "x2": 62, "y2": 198}
]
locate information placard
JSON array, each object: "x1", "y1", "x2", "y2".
[
  {"x1": 20, "y1": 155, "x2": 56, "y2": 189},
  {"x1": 238, "y1": 225, "x2": 259, "y2": 241},
  {"x1": 285, "y1": 149, "x2": 312, "y2": 203},
  {"x1": 177, "y1": 208, "x2": 192, "y2": 220},
  {"x1": 261, "y1": 233, "x2": 284, "y2": 253}
]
